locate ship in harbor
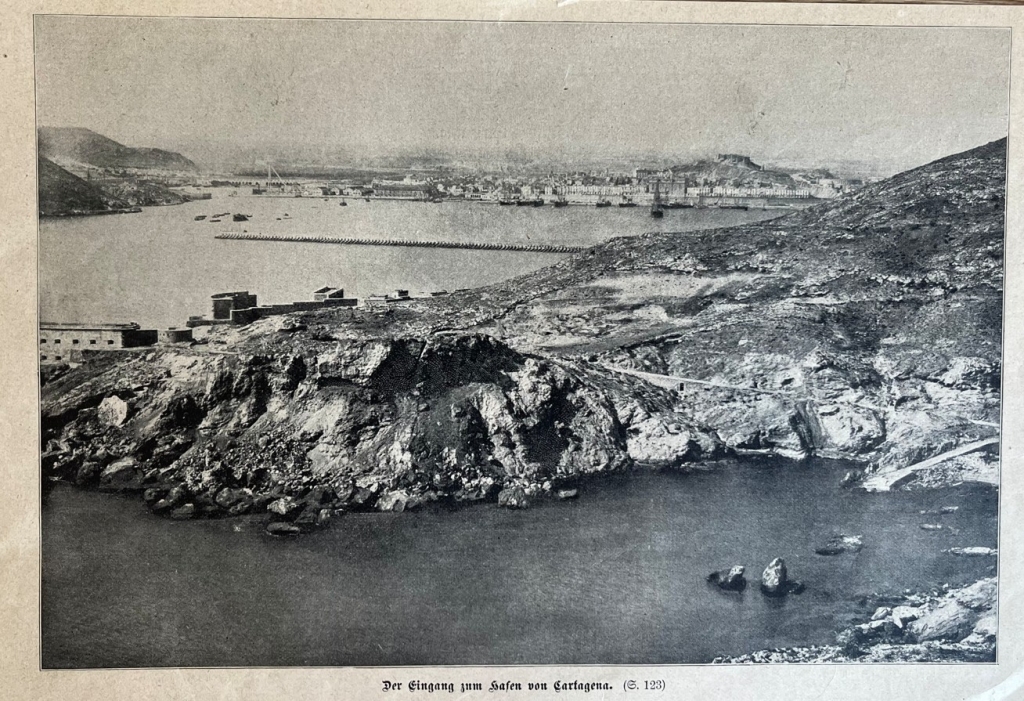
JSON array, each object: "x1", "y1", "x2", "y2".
[{"x1": 651, "y1": 179, "x2": 664, "y2": 218}]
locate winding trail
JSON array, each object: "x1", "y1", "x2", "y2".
[{"x1": 860, "y1": 437, "x2": 1001, "y2": 492}]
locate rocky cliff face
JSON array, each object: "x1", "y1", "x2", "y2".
[
  {"x1": 41, "y1": 139, "x2": 1005, "y2": 524},
  {"x1": 41, "y1": 329, "x2": 723, "y2": 524},
  {"x1": 446, "y1": 138, "x2": 1005, "y2": 486}
]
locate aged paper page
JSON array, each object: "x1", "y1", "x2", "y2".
[{"x1": 2, "y1": 1, "x2": 1023, "y2": 700}]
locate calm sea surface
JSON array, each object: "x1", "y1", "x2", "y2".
[
  {"x1": 42, "y1": 460, "x2": 997, "y2": 667},
  {"x1": 39, "y1": 194, "x2": 782, "y2": 330}
]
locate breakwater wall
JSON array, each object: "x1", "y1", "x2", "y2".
[{"x1": 215, "y1": 232, "x2": 584, "y2": 254}]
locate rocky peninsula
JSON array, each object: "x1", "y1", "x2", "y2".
[{"x1": 40, "y1": 139, "x2": 1004, "y2": 661}]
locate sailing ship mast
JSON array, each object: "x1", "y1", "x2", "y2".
[{"x1": 651, "y1": 178, "x2": 664, "y2": 218}]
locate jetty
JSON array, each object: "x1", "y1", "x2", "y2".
[{"x1": 214, "y1": 232, "x2": 584, "y2": 254}]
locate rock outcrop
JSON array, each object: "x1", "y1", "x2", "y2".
[
  {"x1": 760, "y1": 558, "x2": 788, "y2": 596},
  {"x1": 707, "y1": 566, "x2": 747, "y2": 591},
  {"x1": 41, "y1": 332, "x2": 726, "y2": 522},
  {"x1": 716, "y1": 577, "x2": 997, "y2": 663}
]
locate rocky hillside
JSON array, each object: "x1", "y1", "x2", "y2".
[
  {"x1": 669, "y1": 154, "x2": 797, "y2": 188},
  {"x1": 40, "y1": 138, "x2": 1004, "y2": 528},
  {"x1": 37, "y1": 156, "x2": 126, "y2": 216},
  {"x1": 39, "y1": 127, "x2": 197, "y2": 172},
  {"x1": 38, "y1": 156, "x2": 191, "y2": 216},
  {"x1": 93, "y1": 178, "x2": 191, "y2": 208},
  {"x1": 431, "y1": 137, "x2": 1005, "y2": 485},
  {"x1": 41, "y1": 330, "x2": 724, "y2": 528}
]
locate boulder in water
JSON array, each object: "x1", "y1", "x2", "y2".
[
  {"x1": 839, "y1": 470, "x2": 863, "y2": 488},
  {"x1": 169, "y1": 503, "x2": 196, "y2": 520},
  {"x1": 815, "y1": 534, "x2": 863, "y2": 556},
  {"x1": 760, "y1": 558, "x2": 788, "y2": 597},
  {"x1": 266, "y1": 521, "x2": 302, "y2": 536},
  {"x1": 945, "y1": 547, "x2": 997, "y2": 557},
  {"x1": 707, "y1": 565, "x2": 747, "y2": 591},
  {"x1": 498, "y1": 485, "x2": 530, "y2": 509}
]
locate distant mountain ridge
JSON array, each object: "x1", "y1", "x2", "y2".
[{"x1": 38, "y1": 127, "x2": 198, "y2": 172}]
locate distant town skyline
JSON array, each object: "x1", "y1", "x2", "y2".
[{"x1": 35, "y1": 18, "x2": 1010, "y2": 177}]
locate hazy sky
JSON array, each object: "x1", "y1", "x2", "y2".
[{"x1": 35, "y1": 17, "x2": 1010, "y2": 175}]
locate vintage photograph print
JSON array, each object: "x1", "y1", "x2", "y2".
[{"x1": 37, "y1": 17, "x2": 1006, "y2": 667}]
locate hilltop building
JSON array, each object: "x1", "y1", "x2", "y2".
[{"x1": 39, "y1": 322, "x2": 159, "y2": 364}]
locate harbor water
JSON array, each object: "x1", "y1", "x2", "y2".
[
  {"x1": 39, "y1": 195, "x2": 995, "y2": 669},
  {"x1": 42, "y1": 459, "x2": 997, "y2": 667},
  {"x1": 39, "y1": 194, "x2": 783, "y2": 330}
]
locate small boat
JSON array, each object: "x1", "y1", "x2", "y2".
[
  {"x1": 194, "y1": 215, "x2": 207, "y2": 221},
  {"x1": 651, "y1": 208, "x2": 664, "y2": 219},
  {"x1": 553, "y1": 200, "x2": 569, "y2": 208},
  {"x1": 233, "y1": 214, "x2": 250, "y2": 222},
  {"x1": 531, "y1": 199, "x2": 544, "y2": 207},
  {"x1": 595, "y1": 199, "x2": 612, "y2": 208},
  {"x1": 618, "y1": 198, "x2": 637, "y2": 208},
  {"x1": 210, "y1": 219, "x2": 222, "y2": 223},
  {"x1": 339, "y1": 200, "x2": 347, "y2": 207},
  {"x1": 498, "y1": 199, "x2": 515, "y2": 206}
]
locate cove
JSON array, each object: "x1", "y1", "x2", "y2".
[{"x1": 41, "y1": 457, "x2": 997, "y2": 668}]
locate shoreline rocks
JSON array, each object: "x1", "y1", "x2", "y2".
[
  {"x1": 815, "y1": 534, "x2": 863, "y2": 556},
  {"x1": 716, "y1": 577, "x2": 997, "y2": 663},
  {"x1": 708, "y1": 565, "x2": 747, "y2": 591}
]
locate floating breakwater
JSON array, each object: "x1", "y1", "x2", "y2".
[{"x1": 215, "y1": 232, "x2": 585, "y2": 254}]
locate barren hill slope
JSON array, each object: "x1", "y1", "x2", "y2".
[
  {"x1": 37, "y1": 156, "x2": 127, "y2": 216},
  {"x1": 39, "y1": 127, "x2": 197, "y2": 172}
]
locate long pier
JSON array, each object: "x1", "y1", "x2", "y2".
[{"x1": 214, "y1": 232, "x2": 585, "y2": 254}]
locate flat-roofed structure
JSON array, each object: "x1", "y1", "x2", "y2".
[
  {"x1": 39, "y1": 322, "x2": 158, "y2": 363},
  {"x1": 312, "y1": 286, "x2": 347, "y2": 302},
  {"x1": 211, "y1": 291, "x2": 258, "y2": 320},
  {"x1": 159, "y1": 328, "x2": 194, "y2": 344}
]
